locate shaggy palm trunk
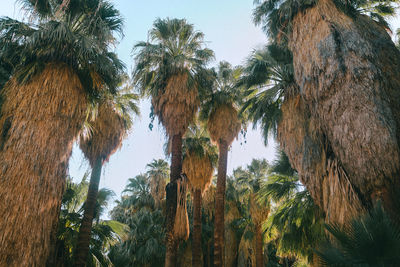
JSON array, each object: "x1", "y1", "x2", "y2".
[
  {"x1": 75, "y1": 156, "x2": 103, "y2": 267},
  {"x1": 165, "y1": 133, "x2": 183, "y2": 267},
  {"x1": 284, "y1": 0, "x2": 400, "y2": 223},
  {"x1": 192, "y1": 189, "x2": 202, "y2": 267},
  {"x1": 255, "y1": 223, "x2": 263, "y2": 267},
  {"x1": 0, "y1": 65, "x2": 87, "y2": 267},
  {"x1": 214, "y1": 140, "x2": 228, "y2": 267}
]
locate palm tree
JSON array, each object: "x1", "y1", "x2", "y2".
[
  {"x1": 132, "y1": 18, "x2": 214, "y2": 266},
  {"x1": 146, "y1": 159, "x2": 170, "y2": 208},
  {"x1": 75, "y1": 88, "x2": 138, "y2": 266},
  {"x1": 252, "y1": 0, "x2": 400, "y2": 223},
  {"x1": 0, "y1": 1, "x2": 124, "y2": 265},
  {"x1": 317, "y1": 202, "x2": 400, "y2": 266},
  {"x1": 53, "y1": 177, "x2": 122, "y2": 267},
  {"x1": 200, "y1": 61, "x2": 242, "y2": 266},
  {"x1": 182, "y1": 126, "x2": 218, "y2": 267},
  {"x1": 109, "y1": 172, "x2": 166, "y2": 267},
  {"x1": 236, "y1": 159, "x2": 270, "y2": 267}
]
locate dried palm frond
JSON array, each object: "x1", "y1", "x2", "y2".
[
  {"x1": 278, "y1": 95, "x2": 363, "y2": 224},
  {"x1": 208, "y1": 103, "x2": 240, "y2": 145},
  {"x1": 173, "y1": 175, "x2": 189, "y2": 241},
  {"x1": 182, "y1": 152, "x2": 213, "y2": 193},
  {"x1": 79, "y1": 102, "x2": 126, "y2": 167},
  {"x1": 153, "y1": 72, "x2": 199, "y2": 137},
  {"x1": 0, "y1": 63, "x2": 87, "y2": 266}
]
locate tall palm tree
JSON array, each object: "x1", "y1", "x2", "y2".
[
  {"x1": 252, "y1": 0, "x2": 400, "y2": 223},
  {"x1": 146, "y1": 159, "x2": 170, "y2": 208},
  {"x1": 0, "y1": 1, "x2": 124, "y2": 265},
  {"x1": 236, "y1": 159, "x2": 270, "y2": 267},
  {"x1": 200, "y1": 61, "x2": 243, "y2": 266},
  {"x1": 132, "y1": 18, "x2": 214, "y2": 266},
  {"x1": 75, "y1": 88, "x2": 138, "y2": 266},
  {"x1": 182, "y1": 126, "x2": 218, "y2": 267}
]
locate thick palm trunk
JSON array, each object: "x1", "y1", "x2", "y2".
[
  {"x1": 283, "y1": 0, "x2": 400, "y2": 223},
  {"x1": 255, "y1": 223, "x2": 263, "y2": 267},
  {"x1": 165, "y1": 133, "x2": 183, "y2": 267},
  {"x1": 192, "y1": 189, "x2": 202, "y2": 267},
  {"x1": 0, "y1": 65, "x2": 87, "y2": 266},
  {"x1": 75, "y1": 156, "x2": 103, "y2": 267},
  {"x1": 213, "y1": 140, "x2": 228, "y2": 267}
]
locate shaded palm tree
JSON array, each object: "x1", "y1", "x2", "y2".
[
  {"x1": 252, "y1": 0, "x2": 400, "y2": 224},
  {"x1": 182, "y1": 126, "x2": 218, "y2": 267},
  {"x1": 75, "y1": 86, "x2": 138, "y2": 266},
  {"x1": 132, "y1": 18, "x2": 214, "y2": 266},
  {"x1": 236, "y1": 159, "x2": 270, "y2": 267},
  {"x1": 317, "y1": 202, "x2": 400, "y2": 266},
  {"x1": 200, "y1": 61, "x2": 242, "y2": 266},
  {"x1": 53, "y1": 177, "x2": 123, "y2": 267},
  {"x1": 146, "y1": 159, "x2": 169, "y2": 209},
  {"x1": 0, "y1": 0, "x2": 124, "y2": 265}
]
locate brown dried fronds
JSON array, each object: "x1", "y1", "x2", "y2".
[
  {"x1": 278, "y1": 95, "x2": 363, "y2": 224},
  {"x1": 79, "y1": 102, "x2": 126, "y2": 167},
  {"x1": 0, "y1": 63, "x2": 87, "y2": 266},
  {"x1": 182, "y1": 152, "x2": 213, "y2": 193},
  {"x1": 174, "y1": 176, "x2": 190, "y2": 241},
  {"x1": 152, "y1": 72, "x2": 199, "y2": 137},
  {"x1": 237, "y1": 225, "x2": 256, "y2": 266},
  {"x1": 208, "y1": 103, "x2": 241, "y2": 146},
  {"x1": 202, "y1": 184, "x2": 215, "y2": 218},
  {"x1": 290, "y1": 0, "x2": 400, "y2": 221},
  {"x1": 250, "y1": 193, "x2": 270, "y2": 226},
  {"x1": 225, "y1": 200, "x2": 241, "y2": 267}
]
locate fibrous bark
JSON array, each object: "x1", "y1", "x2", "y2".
[{"x1": 0, "y1": 64, "x2": 87, "y2": 266}]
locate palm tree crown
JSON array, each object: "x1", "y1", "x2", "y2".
[
  {"x1": 0, "y1": 0, "x2": 124, "y2": 94},
  {"x1": 132, "y1": 18, "x2": 214, "y2": 137},
  {"x1": 200, "y1": 61, "x2": 242, "y2": 145}
]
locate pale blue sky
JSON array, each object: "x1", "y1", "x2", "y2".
[{"x1": 2, "y1": 1, "x2": 399, "y2": 211}]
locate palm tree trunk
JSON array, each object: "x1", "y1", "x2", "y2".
[
  {"x1": 75, "y1": 156, "x2": 103, "y2": 267},
  {"x1": 214, "y1": 140, "x2": 228, "y2": 267},
  {"x1": 255, "y1": 223, "x2": 263, "y2": 267},
  {"x1": 0, "y1": 65, "x2": 87, "y2": 267},
  {"x1": 287, "y1": 0, "x2": 400, "y2": 223},
  {"x1": 192, "y1": 188, "x2": 202, "y2": 267},
  {"x1": 165, "y1": 133, "x2": 183, "y2": 267}
]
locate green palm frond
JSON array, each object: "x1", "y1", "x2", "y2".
[
  {"x1": 239, "y1": 44, "x2": 295, "y2": 145},
  {"x1": 0, "y1": 0, "x2": 124, "y2": 96},
  {"x1": 132, "y1": 17, "x2": 214, "y2": 100},
  {"x1": 199, "y1": 61, "x2": 244, "y2": 123},
  {"x1": 317, "y1": 202, "x2": 400, "y2": 266},
  {"x1": 182, "y1": 125, "x2": 219, "y2": 166}
]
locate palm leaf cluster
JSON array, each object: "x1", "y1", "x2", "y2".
[
  {"x1": 0, "y1": 0, "x2": 124, "y2": 95},
  {"x1": 258, "y1": 151, "x2": 324, "y2": 263},
  {"x1": 55, "y1": 176, "x2": 123, "y2": 267},
  {"x1": 252, "y1": 0, "x2": 395, "y2": 41},
  {"x1": 317, "y1": 202, "x2": 400, "y2": 266},
  {"x1": 240, "y1": 44, "x2": 295, "y2": 144}
]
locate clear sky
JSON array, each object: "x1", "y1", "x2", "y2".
[{"x1": 2, "y1": 1, "x2": 399, "y2": 211}]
